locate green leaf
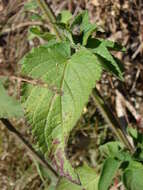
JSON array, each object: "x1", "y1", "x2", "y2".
[
  {"x1": 24, "y1": 0, "x2": 38, "y2": 11},
  {"x1": 29, "y1": 27, "x2": 56, "y2": 41},
  {"x1": 82, "y1": 24, "x2": 97, "y2": 46},
  {"x1": 0, "y1": 81, "x2": 23, "y2": 119},
  {"x1": 87, "y1": 38, "x2": 126, "y2": 52},
  {"x1": 70, "y1": 11, "x2": 98, "y2": 46},
  {"x1": 122, "y1": 162, "x2": 143, "y2": 190},
  {"x1": 59, "y1": 10, "x2": 72, "y2": 25},
  {"x1": 98, "y1": 157, "x2": 121, "y2": 190},
  {"x1": 56, "y1": 164, "x2": 99, "y2": 190},
  {"x1": 80, "y1": 11, "x2": 92, "y2": 32},
  {"x1": 80, "y1": 11, "x2": 97, "y2": 46},
  {"x1": 127, "y1": 127, "x2": 138, "y2": 140},
  {"x1": 91, "y1": 43, "x2": 123, "y2": 80},
  {"x1": 56, "y1": 178, "x2": 81, "y2": 190},
  {"x1": 21, "y1": 42, "x2": 102, "y2": 184},
  {"x1": 70, "y1": 12, "x2": 83, "y2": 30},
  {"x1": 99, "y1": 141, "x2": 123, "y2": 158},
  {"x1": 30, "y1": 13, "x2": 42, "y2": 21},
  {"x1": 77, "y1": 164, "x2": 99, "y2": 190},
  {"x1": 98, "y1": 39, "x2": 126, "y2": 52}
]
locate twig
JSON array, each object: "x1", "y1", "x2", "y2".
[
  {"x1": 130, "y1": 68, "x2": 140, "y2": 92},
  {"x1": 0, "y1": 74, "x2": 63, "y2": 95},
  {"x1": 36, "y1": 0, "x2": 63, "y2": 40},
  {"x1": 115, "y1": 90, "x2": 134, "y2": 147},
  {"x1": 92, "y1": 89, "x2": 135, "y2": 153},
  {"x1": 0, "y1": 21, "x2": 49, "y2": 36},
  {"x1": 115, "y1": 90, "x2": 143, "y2": 130},
  {"x1": 132, "y1": 43, "x2": 143, "y2": 59},
  {"x1": 0, "y1": 118, "x2": 59, "y2": 179}
]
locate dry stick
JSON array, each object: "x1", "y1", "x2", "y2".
[
  {"x1": 115, "y1": 89, "x2": 143, "y2": 129},
  {"x1": 115, "y1": 90, "x2": 134, "y2": 147},
  {"x1": 92, "y1": 89, "x2": 135, "y2": 153},
  {"x1": 0, "y1": 21, "x2": 49, "y2": 36},
  {"x1": 0, "y1": 118, "x2": 59, "y2": 179}
]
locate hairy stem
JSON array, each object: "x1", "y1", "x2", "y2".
[
  {"x1": 36, "y1": 0, "x2": 63, "y2": 40},
  {"x1": 0, "y1": 118, "x2": 59, "y2": 179},
  {"x1": 92, "y1": 89, "x2": 135, "y2": 153}
]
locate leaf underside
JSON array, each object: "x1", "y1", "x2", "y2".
[{"x1": 21, "y1": 42, "x2": 102, "y2": 184}]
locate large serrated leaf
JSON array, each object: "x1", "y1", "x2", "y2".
[
  {"x1": 21, "y1": 42, "x2": 102, "y2": 184},
  {"x1": 0, "y1": 81, "x2": 24, "y2": 119}
]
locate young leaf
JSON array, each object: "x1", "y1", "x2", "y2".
[
  {"x1": 70, "y1": 11, "x2": 98, "y2": 46},
  {"x1": 21, "y1": 42, "x2": 102, "y2": 184},
  {"x1": 91, "y1": 43, "x2": 123, "y2": 80},
  {"x1": 70, "y1": 12, "x2": 83, "y2": 30},
  {"x1": 0, "y1": 81, "x2": 23, "y2": 119},
  {"x1": 99, "y1": 39, "x2": 126, "y2": 52},
  {"x1": 77, "y1": 164, "x2": 99, "y2": 190},
  {"x1": 56, "y1": 164, "x2": 99, "y2": 190},
  {"x1": 56, "y1": 178, "x2": 81, "y2": 190},
  {"x1": 24, "y1": 0, "x2": 38, "y2": 11},
  {"x1": 99, "y1": 141, "x2": 123, "y2": 158},
  {"x1": 87, "y1": 38, "x2": 126, "y2": 52},
  {"x1": 58, "y1": 10, "x2": 72, "y2": 25},
  {"x1": 98, "y1": 157, "x2": 121, "y2": 190},
  {"x1": 29, "y1": 27, "x2": 56, "y2": 41},
  {"x1": 80, "y1": 11, "x2": 97, "y2": 46},
  {"x1": 122, "y1": 162, "x2": 143, "y2": 190},
  {"x1": 82, "y1": 24, "x2": 97, "y2": 46}
]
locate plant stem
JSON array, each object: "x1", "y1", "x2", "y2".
[
  {"x1": 92, "y1": 89, "x2": 135, "y2": 153},
  {"x1": 36, "y1": 0, "x2": 63, "y2": 41},
  {"x1": 0, "y1": 118, "x2": 59, "y2": 179}
]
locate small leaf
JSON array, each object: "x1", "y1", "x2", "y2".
[
  {"x1": 0, "y1": 81, "x2": 23, "y2": 119},
  {"x1": 29, "y1": 27, "x2": 56, "y2": 41},
  {"x1": 77, "y1": 164, "x2": 99, "y2": 190},
  {"x1": 56, "y1": 178, "x2": 81, "y2": 190},
  {"x1": 70, "y1": 12, "x2": 83, "y2": 29},
  {"x1": 59, "y1": 10, "x2": 72, "y2": 25},
  {"x1": 91, "y1": 43, "x2": 123, "y2": 80},
  {"x1": 70, "y1": 11, "x2": 98, "y2": 45},
  {"x1": 82, "y1": 24, "x2": 97, "y2": 46},
  {"x1": 24, "y1": 0, "x2": 38, "y2": 11},
  {"x1": 57, "y1": 164, "x2": 99, "y2": 190},
  {"x1": 99, "y1": 141, "x2": 123, "y2": 158},
  {"x1": 80, "y1": 11, "x2": 91, "y2": 32},
  {"x1": 98, "y1": 38, "x2": 126, "y2": 52},
  {"x1": 122, "y1": 162, "x2": 143, "y2": 190},
  {"x1": 87, "y1": 38, "x2": 126, "y2": 52},
  {"x1": 127, "y1": 127, "x2": 138, "y2": 140},
  {"x1": 98, "y1": 157, "x2": 121, "y2": 190},
  {"x1": 30, "y1": 13, "x2": 42, "y2": 21},
  {"x1": 78, "y1": 11, "x2": 97, "y2": 46}
]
